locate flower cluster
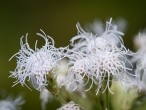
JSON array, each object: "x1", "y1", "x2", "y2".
[
  {"x1": 9, "y1": 18, "x2": 142, "y2": 110},
  {"x1": 10, "y1": 19, "x2": 137, "y2": 94},
  {"x1": 63, "y1": 18, "x2": 136, "y2": 94},
  {"x1": 9, "y1": 29, "x2": 65, "y2": 91}
]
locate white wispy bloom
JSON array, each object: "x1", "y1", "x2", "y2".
[
  {"x1": 0, "y1": 95, "x2": 24, "y2": 110},
  {"x1": 133, "y1": 33, "x2": 146, "y2": 49},
  {"x1": 85, "y1": 18, "x2": 127, "y2": 35},
  {"x1": 9, "y1": 29, "x2": 64, "y2": 91},
  {"x1": 65, "y1": 48, "x2": 134, "y2": 94},
  {"x1": 65, "y1": 19, "x2": 135, "y2": 94},
  {"x1": 57, "y1": 101, "x2": 84, "y2": 110},
  {"x1": 132, "y1": 32, "x2": 146, "y2": 90},
  {"x1": 70, "y1": 18, "x2": 124, "y2": 53}
]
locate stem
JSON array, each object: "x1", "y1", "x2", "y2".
[
  {"x1": 106, "y1": 89, "x2": 109, "y2": 110},
  {"x1": 47, "y1": 75, "x2": 68, "y2": 104}
]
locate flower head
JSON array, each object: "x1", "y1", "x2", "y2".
[
  {"x1": 57, "y1": 101, "x2": 84, "y2": 110},
  {"x1": 9, "y1": 30, "x2": 64, "y2": 91},
  {"x1": 132, "y1": 32, "x2": 146, "y2": 91},
  {"x1": 85, "y1": 18, "x2": 127, "y2": 35},
  {"x1": 70, "y1": 18, "x2": 124, "y2": 54},
  {"x1": 65, "y1": 48, "x2": 134, "y2": 94},
  {"x1": 133, "y1": 32, "x2": 146, "y2": 50},
  {"x1": 64, "y1": 19, "x2": 135, "y2": 94},
  {"x1": 0, "y1": 94, "x2": 24, "y2": 110}
]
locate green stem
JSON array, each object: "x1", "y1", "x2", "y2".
[
  {"x1": 47, "y1": 75, "x2": 68, "y2": 105},
  {"x1": 106, "y1": 89, "x2": 109, "y2": 110}
]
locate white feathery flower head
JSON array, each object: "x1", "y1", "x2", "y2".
[
  {"x1": 85, "y1": 18, "x2": 127, "y2": 35},
  {"x1": 57, "y1": 101, "x2": 84, "y2": 110},
  {"x1": 101, "y1": 18, "x2": 124, "y2": 47},
  {"x1": 9, "y1": 29, "x2": 64, "y2": 91},
  {"x1": 134, "y1": 52, "x2": 146, "y2": 77},
  {"x1": 0, "y1": 95, "x2": 24, "y2": 110},
  {"x1": 70, "y1": 18, "x2": 124, "y2": 53},
  {"x1": 133, "y1": 32, "x2": 146, "y2": 49},
  {"x1": 85, "y1": 19, "x2": 104, "y2": 35},
  {"x1": 65, "y1": 48, "x2": 134, "y2": 94},
  {"x1": 65, "y1": 19, "x2": 135, "y2": 94},
  {"x1": 132, "y1": 32, "x2": 146, "y2": 90}
]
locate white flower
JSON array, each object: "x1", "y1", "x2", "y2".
[
  {"x1": 0, "y1": 95, "x2": 24, "y2": 110},
  {"x1": 65, "y1": 19, "x2": 135, "y2": 94},
  {"x1": 85, "y1": 18, "x2": 127, "y2": 35},
  {"x1": 85, "y1": 19, "x2": 104, "y2": 36},
  {"x1": 70, "y1": 18, "x2": 124, "y2": 53},
  {"x1": 9, "y1": 29, "x2": 64, "y2": 91},
  {"x1": 66, "y1": 47, "x2": 134, "y2": 94},
  {"x1": 133, "y1": 33, "x2": 146, "y2": 49},
  {"x1": 57, "y1": 101, "x2": 84, "y2": 110},
  {"x1": 132, "y1": 32, "x2": 146, "y2": 90}
]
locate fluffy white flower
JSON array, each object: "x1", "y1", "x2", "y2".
[
  {"x1": 57, "y1": 101, "x2": 84, "y2": 110},
  {"x1": 0, "y1": 95, "x2": 24, "y2": 110},
  {"x1": 65, "y1": 48, "x2": 134, "y2": 94},
  {"x1": 70, "y1": 18, "x2": 124, "y2": 53},
  {"x1": 85, "y1": 18, "x2": 127, "y2": 35},
  {"x1": 133, "y1": 33, "x2": 146, "y2": 49},
  {"x1": 85, "y1": 19, "x2": 104, "y2": 36},
  {"x1": 65, "y1": 19, "x2": 135, "y2": 94},
  {"x1": 132, "y1": 32, "x2": 146, "y2": 90},
  {"x1": 9, "y1": 29, "x2": 64, "y2": 91}
]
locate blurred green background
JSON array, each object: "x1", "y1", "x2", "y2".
[{"x1": 0, "y1": 0, "x2": 146, "y2": 110}]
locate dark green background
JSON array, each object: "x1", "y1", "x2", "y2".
[{"x1": 0, "y1": 0, "x2": 146, "y2": 109}]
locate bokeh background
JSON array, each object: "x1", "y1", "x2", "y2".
[{"x1": 0, "y1": 0, "x2": 146, "y2": 110}]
